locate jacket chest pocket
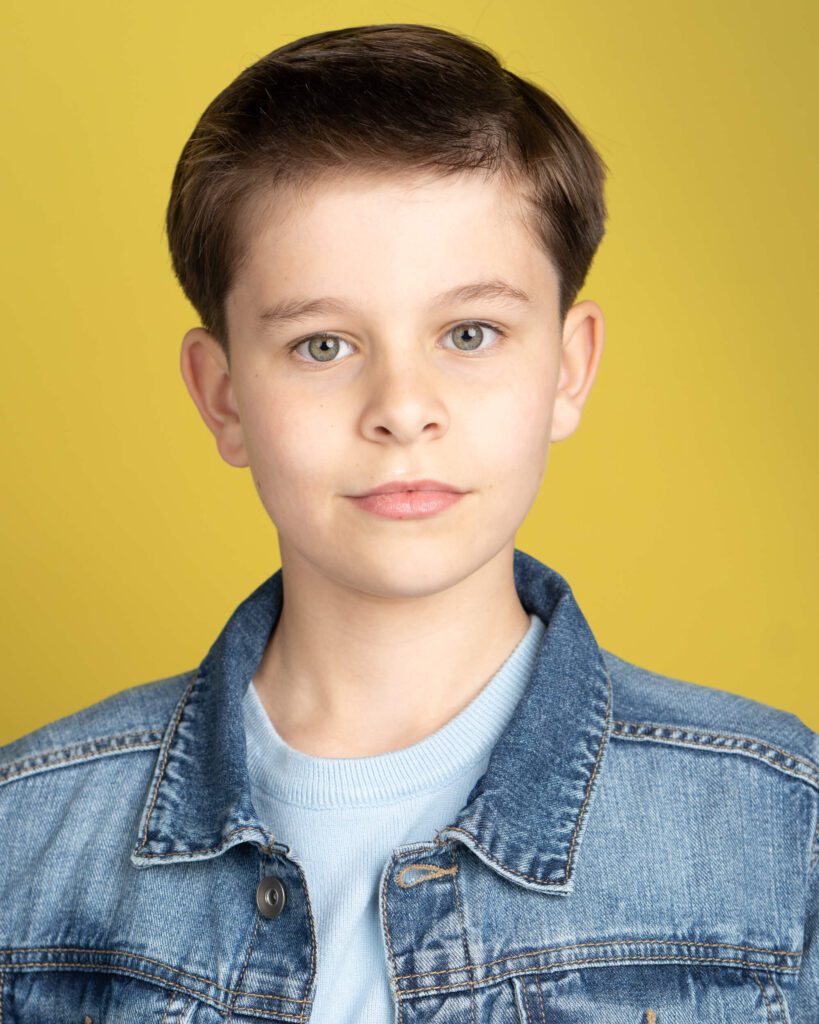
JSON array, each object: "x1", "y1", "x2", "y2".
[
  {"x1": 509, "y1": 963, "x2": 792, "y2": 1024},
  {"x1": 1, "y1": 970, "x2": 205, "y2": 1024}
]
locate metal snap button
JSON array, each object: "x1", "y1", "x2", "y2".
[{"x1": 256, "y1": 875, "x2": 287, "y2": 919}]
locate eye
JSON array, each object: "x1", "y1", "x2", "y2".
[
  {"x1": 442, "y1": 320, "x2": 506, "y2": 353},
  {"x1": 287, "y1": 320, "x2": 506, "y2": 365},
  {"x1": 288, "y1": 333, "x2": 354, "y2": 364}
]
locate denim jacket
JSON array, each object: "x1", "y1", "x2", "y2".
[{"x1": 1, "y1": 547, "x2": 817, "y2": 1023}]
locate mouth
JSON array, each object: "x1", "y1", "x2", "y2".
[
  {"x1": 351, "y1": 478, "x2": 465, "y2": 498},
  {"x1": 346, "y1": 487, "x2": 467, "y2": 520}
]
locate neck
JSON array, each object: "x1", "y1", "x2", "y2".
[{"x1": 252, "y1": 542, "x2": 531, "y2": 758}]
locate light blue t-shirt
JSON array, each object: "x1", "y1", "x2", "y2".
[{"x1": 243, "y1": 611, "x2": 546, "y2": 1023}]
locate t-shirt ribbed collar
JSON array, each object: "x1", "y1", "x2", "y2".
[{"x1": 243, "y1": 612, "x2": 545, "y2": 808}]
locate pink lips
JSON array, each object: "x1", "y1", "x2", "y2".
[{"x1": 347, "y1": 479, "x2": 467, "y2": 519}]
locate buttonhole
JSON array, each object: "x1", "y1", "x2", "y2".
[{"x1": 395, "y1": 862, "x2": 458, "y2": 888}]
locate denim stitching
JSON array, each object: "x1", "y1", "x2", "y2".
[
  {"x1": 0, "y1": 970, "x2": 4, "y2": 1024},
  {"x1": 535, "y1": 975, "x2": 546, "y2": 1022},
  {"x1": 612, "y1": 719, "x2": 819, "y2": 772},
  {"x1": 135, "y1": 674, "x2": 200, "y2": 852},
  {"x1": 393, "y1": 936, "x2": 800, "y2": 980},
  {"x1": 520, "y1": 978, "x2": 532, "y2": 1023},
  {"x1": 0, "y1": 731, "x2": 165, "y2": 786},
  {"x1": 810, "y1": 826, "x2": 819, "y2": 873},
  {"x1": 289, "y1": 854, "x2": 318, "y2": 1005},
  {"x1": 224, "y1": 888, "x2": 263, "y2": 1022},
  {"x1": 766, "y1": 967, "x2": 787, "y2": 1023},
  {"x1": 563, "y1": 668, "x2": 612, "y2": 878},
  {"x1": 0, "y1": 947, "x2": 309, "y2": 1003},
  {"x1": 442, "y1": 668, "x2": 611, "y2": 887},
  {"x1": 440, "y1": 826, "x2": 539, "y2": 885},
  {"x1": 130, "y1": 675, "x2": 275, "y2": 859},
  {"x1": 395, "y1": 863, "x2": 458, "y2": 888},
  {"x1": 0, "y1": 727, "x2": 166, "y2": 769},
  {"x1": 2, "y1": 936, "x2": 794, "y2": 993},
  {"x1": 380, "y1": 853, "x2": 403, "y2": 1024},
  {"x1": 750, "y1": 970, "x2": 774, "y2": 1024},
  {"x1": 0, "y1": 963, "x2": 308, "y2": 1020},
  {"x1": 450, "y1": 849, "x2": 476, "y2": 1024},
  {"x1": 397, "y1": 955, "x2": 800, "y2": 996},
  {"x1": 159, "y1": 987, "x2": 175, "y2": 1024},
  {"x1": 134, "y1": 828, "x2": 272, "y2": 859},
  {"x1": 611, "y1": 720, "x2": 819, "y2": 790}
]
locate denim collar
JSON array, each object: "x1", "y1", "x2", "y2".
[{"x1": 131, "y1": 548, "x2": 612, "y2": 894}]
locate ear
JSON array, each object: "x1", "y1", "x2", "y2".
[
  {"x1": 550, "y1": 299, "x2": 605, "y2": 443},
  {"x1": 179, "y1": 327, "x2": 249, "y2": 468}
]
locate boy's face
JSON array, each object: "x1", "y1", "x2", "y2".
[{"x1": 180, "y1": 169, "x2": 603, "y2": 596}]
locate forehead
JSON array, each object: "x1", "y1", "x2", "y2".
[{"x1": 231, "y1": 169, "x2": 557, "y2": 311}]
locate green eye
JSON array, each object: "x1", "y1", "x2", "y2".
[
  {"x1": 288, "y1": 332, "x2": 354, "y2": 364},
  {"x1": 445, "y1": 321, "x2": 505, "y2": 352},
  {"x1": 300, "y1": 334, "x2": 346, "y2": 363},
  {"x1": 288, "y1": 320, "x2": 505, "y2": 364}
]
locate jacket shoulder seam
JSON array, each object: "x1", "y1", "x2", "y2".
[
  {"x1": 0, "y1": 727, "x2": 166, "y2": 789},
  {"x1": 611, "y1": 718, "x2": 819, "y2": 792}
]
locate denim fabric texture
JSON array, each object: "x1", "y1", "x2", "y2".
[{"x1": 0, "y1": 546, "x2": 817, "y2": 1022}]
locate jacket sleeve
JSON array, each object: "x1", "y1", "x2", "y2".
[
  {"x1": 791, "y1": 843, "x2": 818, "y2": 1021},
  {"x1": 790, "y1": 733, "x2": 819, "y2": 1024}
]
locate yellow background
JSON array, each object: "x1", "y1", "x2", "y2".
[{"x1": 2, "y1": 0, "x2": 817, "y2": 743}]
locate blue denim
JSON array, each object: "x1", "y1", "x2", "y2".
[{"x1": 1, "y1": 547, "x2": 817, "y2": 1022}]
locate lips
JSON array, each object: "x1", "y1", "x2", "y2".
[
  {"x1": 347, "y1": 488, "x2": 466, "y2": 520},
  {"x1": 354, "y1": 478, "x2": 463, "y2": 497}
]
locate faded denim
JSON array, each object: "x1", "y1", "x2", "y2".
[{"x1": 1, "y1": 547, "x2": 817, "y2": 1022}]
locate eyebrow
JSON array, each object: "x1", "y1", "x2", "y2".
[{"x1": 256, "y1": 278, "x2": 533, "y2": 329}]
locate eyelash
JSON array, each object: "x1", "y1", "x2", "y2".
[{"x1": 286, "y1": 320, "x2": 507, "y2": 365}]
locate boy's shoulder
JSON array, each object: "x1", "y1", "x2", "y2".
[
  {"x1": 0, "y1": 669, "x2": 195, "y2": 788},
  {"x1": 601, "y1": 647, "x2": 819, "y2": 784},
  {"x1": 0, "y1": 651, "x2": 816, "y2": 793}
]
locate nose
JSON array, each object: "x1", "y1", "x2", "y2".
[{"x1": 357, "y1": 350, "x2": 450, "y2": 445}]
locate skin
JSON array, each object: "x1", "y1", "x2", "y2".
[{"x1": 179, "y1": 168, "x2": 604, "y2": 758}]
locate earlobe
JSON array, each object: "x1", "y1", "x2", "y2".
[
  {"x1": 550, "y1": 300, "x2": 605, "y2": 443},
  {"x1": 179, "y1": 327, "x2": 249, "y2": 468}
]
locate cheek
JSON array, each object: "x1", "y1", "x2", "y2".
[
  {"x1": 241, "y1": 385, "x2": 342, "y2": 503},
  {"x1": 474, "y1": 365, "x2": 556, "y2": 476}
]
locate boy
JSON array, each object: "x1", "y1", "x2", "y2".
[{"x1": 0, "y1": 22, "x2": 816, "y2": 1024}]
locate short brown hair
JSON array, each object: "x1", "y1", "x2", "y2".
[{"x1": 165, "y1": 23, "x2": 608, "y2": 363}]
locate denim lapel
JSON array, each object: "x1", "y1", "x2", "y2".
[
  {"x1": 131, "y1": 548, "x2": 611, "y2": 887},
  {"x1": 437, "y1": 548, "x2": 612, "y2": 892}
]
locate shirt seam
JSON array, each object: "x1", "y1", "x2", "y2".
[
  {"x1": 0, "y1": 730, "x2": 166, "y2": 788},
  {"x1": 611, "y1": 719, "x2": 819, "y2": 790}
]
